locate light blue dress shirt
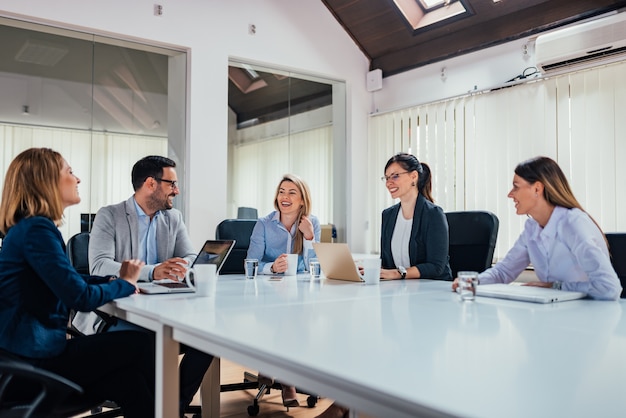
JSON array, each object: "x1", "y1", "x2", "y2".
[
  {"x1": 133, "y1": 198, "x2": 159, "y2": 280},
  {"x1": 247, "y1": 211, "x2": 321, "y2": 274},
  {"x1": 478, "y1": 206, "x2": 621, "y2": 300}
]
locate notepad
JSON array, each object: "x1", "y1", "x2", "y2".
[{"x1": 476, "y1": 283, "x2": 586, "y2": 304}]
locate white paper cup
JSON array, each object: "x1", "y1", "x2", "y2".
[
  {"x1": 285, "y1": 254, "x2": 298, "y2": 276},
  {"x1": 361, "y1": 258, "x2": 381, "y2": 285},
  {"x1": 185, "y1": 264, "x2": 217, "y2": 296}
]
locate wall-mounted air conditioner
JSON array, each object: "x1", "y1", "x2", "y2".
[{"x1": 536, "y1": 12, "x2": 626, "y2": 74}]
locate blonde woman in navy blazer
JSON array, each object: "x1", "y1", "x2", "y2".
[{"x1": 0, "y1": 148, "x2": 154, "y2": 418}]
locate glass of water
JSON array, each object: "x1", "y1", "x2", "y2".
[
  {"x1": 244, "y1": 258, "x2": 258, "y2": 279},
  {"x1": 309, "y1": 258, "x2": 321, "y2": 279},
  {"x1": 457, "y1": 271, "x2": 479, "y2": 301}
]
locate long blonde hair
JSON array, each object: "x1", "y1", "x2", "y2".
[
  {"x1": 273, "y1": 174, "x2": 313, "y2": 255},
  {"x1": 0, "y1": 148, "x2": 65, "y2": 234}
]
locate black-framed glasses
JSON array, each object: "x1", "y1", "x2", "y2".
[
  {"x1": 381, "y1": 171, "x2": 409, "y2": 182},
  {"x1": 155, "y1": 178, "x2": 179, "y2": 189}
]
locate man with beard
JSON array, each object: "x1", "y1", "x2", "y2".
[{"x1": 75, "y1": 155, "x2": 213, "y2": 417}]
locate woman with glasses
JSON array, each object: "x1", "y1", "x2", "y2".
[
  {"x1": 378, "y1": 152, "x2": 452, "y2": 281},
  {"x1": 315, "y1": 153, "x2": 451, "y2": 418},
  {"x1": 452, "y1": 156, "x2": 621, "y2": 300}
]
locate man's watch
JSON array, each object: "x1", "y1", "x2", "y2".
[
  {"x1": 397, "y1": 266, "x2": 407, "y2": 280},
  {"x1": 552, "y1": 281, "x2": 562, "y2": 290}
]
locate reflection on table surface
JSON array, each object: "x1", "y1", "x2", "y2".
[{"x1": 113, "y1": 276, "x2": 626, "y2": 418}]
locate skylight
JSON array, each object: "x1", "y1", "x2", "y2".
[{"x1": 394, "y1": 0, "x2": 467, "y2": 31}]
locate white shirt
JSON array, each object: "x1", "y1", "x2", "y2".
[
  {"x1": 391, "y1": 209, "x2": 412, "y2": 269},
  {"x1": 478, "y1": 206, "x2": 621, "y2": 300}
]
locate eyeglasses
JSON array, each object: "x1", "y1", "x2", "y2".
[
  {"x1": 155, "y1": 178, "x2": 179, "y2": 189},
  {"x1": 381, "y1": 171, "x2": 409, "y2": 182}
]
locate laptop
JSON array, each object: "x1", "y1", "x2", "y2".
[
  {"x1": 476, "y1": 283, "x2": 586, "y2": 304},
  {"x1": 312, "y1": 243, "x2": 363, "y2": 282},
  {"x1": 138, "y1": 239, "x2": 236, "y2": 294}
]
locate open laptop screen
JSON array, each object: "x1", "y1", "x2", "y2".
[{"x1": 192, "y1": 240, "x2": 236, "y2": 274}]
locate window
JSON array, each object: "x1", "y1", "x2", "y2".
[
  {"x1": 228, "y1": 60, "x2": 347, "y2": 240},
  {"x1": 393, "y1": 0, "x2": 468, "y2": 31},
  {"x1": 0, "y1": 17, "x2": 188, "y2": 241}
]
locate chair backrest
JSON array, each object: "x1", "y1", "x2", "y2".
[
  {"x1": 66, "y1": 232, "x2": 90, "y2": 275},
  {"x1": 237, "y1": 207, "x2": 258, "y2": 220},
  {"x1": 445, "y1": 211, "x2": 499, "y2": 278},
  {"x1": 605, "y1": 233, "x2": 626, "y2": 298},
  {"x1": 216, "y1": 219, "x2": 257, "y2": 274},
  {"x1": 0, "y1": 352, "x2": 107, "y2": 418}
]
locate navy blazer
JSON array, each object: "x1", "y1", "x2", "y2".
[
  {"x1": 380, "y1": 194, "x2": 452, "y2": 280},
  {"x1": 0, "y1": 217, "x2": 136, "y2": 358}
]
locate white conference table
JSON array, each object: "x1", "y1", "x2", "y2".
[{"x1": 105, "y1": 275, "x2": 626, "y2": 418}]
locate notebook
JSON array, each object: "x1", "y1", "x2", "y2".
[
  {"x1": 312, "y1": 243, "x2": 363, "y2": 282},
  {"x1": 138, "y1": 239, "x2": 235, "y2": 294},
  {"x1": 476, "y1": 283, "x2": 586, "y2": 304}
]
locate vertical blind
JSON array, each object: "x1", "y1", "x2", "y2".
[
  {"x1": 0, "y1": 124, "x2": 166, "y2": 241},
  {"x1": 230, "y1": 126, "x2": 333, "y2": 223},
  {"x1": 368, "y1": 60, "x2": 626, "y2": 260}
]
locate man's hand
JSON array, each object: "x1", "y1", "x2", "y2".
[{"x1": 152, "y1": 257, "x2": 189, "y2": 281}]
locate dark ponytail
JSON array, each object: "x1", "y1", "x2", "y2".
[{"x1": 384, "y1": 153, "x2": 434, "y2": 203}]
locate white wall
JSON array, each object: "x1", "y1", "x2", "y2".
[
  {"x1": 0, "y1": 0, "x2": 371, "y2": 250},
  {"x1": 372, "y1": 38, "x2": 533, "y2": 115}
]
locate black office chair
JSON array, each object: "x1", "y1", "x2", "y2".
[
  {"x1": 215, "y1": 219, "x2": 318, "y2": 416},
  {"x1": 216, "y1": 219, "x2": 258, "y2": 274},
  {"x1": 67, "y1": 231, "x2": 91, "y2": 275},
  {"x1": 445, "y1": 211, "x2": 499, "y2": 278},
  {"x1": 237, "y1": 207, "x2": 259, "y2": 220},
  {"x1": 66, "y1": 232, "x2": 117, "y2": 335},
  {"x1": 606, "y1": 233, "x2": 626, "y2": 298},
  {"x1": 0, "y1": 354, "x2": 119, "y2": 418}
]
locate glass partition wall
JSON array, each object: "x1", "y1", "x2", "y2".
[
  {"x1": 227, "y1": 60, "x2": 346, "y2": 241},
  {"x1": 0, "y1": 17, "x2": 187, "y2": 241}
]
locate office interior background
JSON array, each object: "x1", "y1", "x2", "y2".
[{"x1": 0, "y1": 0, "x2": 625, "y2": 262}]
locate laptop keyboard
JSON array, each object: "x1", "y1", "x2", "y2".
[{"x1": 158, "y1": 282, "x2": 189, "y2": 289}]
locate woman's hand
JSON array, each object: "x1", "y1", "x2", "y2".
[
  {"x1": 451, "y1": 278, "x2": 459, "y2": 292},
  {"x1": 119, "y1": 259, "x2": 145, "y2": 288},
  {"x1": 380, "y1": 268, "x2": 400, "y2": 280},
  {"x1": 271, "y1": 254, "x2": 288, "y2": 273},
  {"x1": 522, "y1": 281, "x2": 552, "y2": 288},
  {"x1": 298, "y1": 215, "x2": 315, "y2": 240}
]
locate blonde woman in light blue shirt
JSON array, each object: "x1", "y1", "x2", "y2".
[{"x1": 453, "y1": 156, "x2": 621, "y2": 300}]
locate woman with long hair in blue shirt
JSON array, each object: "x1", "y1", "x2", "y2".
[{"x1": 452, "y1": 156, "x2": 621, "y2": 300}]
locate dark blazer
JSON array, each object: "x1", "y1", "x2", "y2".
[
  {"x1": 381, "y1": 194, "x2": 452, "y2": 280},
  {"x1": 0, "y1": 217, "x2": 135, "y2": 358}
]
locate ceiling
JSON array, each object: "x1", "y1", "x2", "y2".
[
  {"x1": 228, "y1": 67, "x2": 332, "y2": 127},
  {"x1": 321, "y1": 0, "x2": 626, "y2": 77},
  {"x1": 231, "y1": 0, "x2": 626, "y2": 127},
  {"x1": 3, "y1": 3, "x2": 626, "y2": 134}
]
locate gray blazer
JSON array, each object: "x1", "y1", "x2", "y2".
[{"x1": 89, "y1": 196, "x2": 196, "y2": 282}]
